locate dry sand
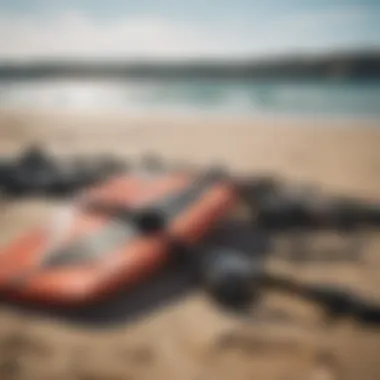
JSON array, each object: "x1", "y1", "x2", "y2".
[{"x1": 0, "y1": 109, "x2": 380, "y2": 380}]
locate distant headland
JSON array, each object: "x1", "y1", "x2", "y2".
[{"x1": 0, "y1": 50, "x2": 379, "y2": 80}]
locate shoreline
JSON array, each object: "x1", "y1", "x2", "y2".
[
  {"x1": 0, "y1": 108, "x2": 379, "y2": 199},
  {"x1": 0, "y1": 107, "x2": 379, "y2": 128}
]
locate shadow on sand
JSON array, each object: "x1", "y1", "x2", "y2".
[{"x1": 0, "y1": 266, "x2": 198, "y2": 328}]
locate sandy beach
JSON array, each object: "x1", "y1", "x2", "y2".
[{"x1": 0, "y1": 109, "x2": 380, "y2": 380}]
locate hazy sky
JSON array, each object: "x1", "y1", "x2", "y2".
[{"x1": 0, "y1": 0, "x2": 379, "y2": 60}]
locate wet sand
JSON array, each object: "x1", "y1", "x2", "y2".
[{"x1": 0, "y1": 110, "x2": 380, "y2": 380}]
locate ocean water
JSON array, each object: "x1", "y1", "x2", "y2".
[{"x1": 0, "y1": 78, "x2": 380, "y2": 118}]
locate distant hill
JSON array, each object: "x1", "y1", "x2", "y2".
[{"x1": 0, "y1": 51, "x2": 380, "y2": 80}]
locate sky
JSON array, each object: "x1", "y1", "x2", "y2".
[{"x1": 0, "y1": 0, "x2": 379, "y2": 61}]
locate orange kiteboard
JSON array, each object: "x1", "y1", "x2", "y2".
[{"x1": 0, "y1": 171, "x2": 237, "y2": 307}]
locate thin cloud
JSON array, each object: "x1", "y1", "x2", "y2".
[
  {"x1": 0, "y1": 11, "x2": 244, "y2": 60},
  {"x1": 0, "y1": 5, "x2": 378, "y2": 61}
]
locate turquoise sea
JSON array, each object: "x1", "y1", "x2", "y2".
[{"x1": 0, "y1": 78, "x2": 380, "y2": 118}]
